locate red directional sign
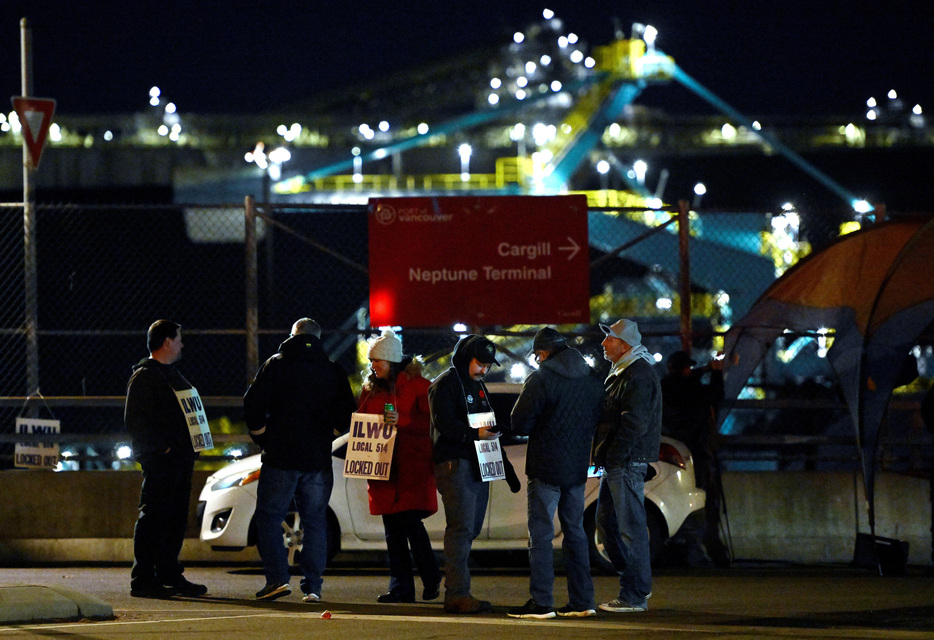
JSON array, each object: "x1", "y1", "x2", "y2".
[
  {"x1": 11, "y1": 97, "x2": 56, "y2": 169},
  {"x1": 368, "y1": 195, "x2": 590, "y2": 327}
]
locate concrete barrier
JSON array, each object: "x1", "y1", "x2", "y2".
[{"x1": 0, "y1": 469, "x2": 930, "y2": 566}]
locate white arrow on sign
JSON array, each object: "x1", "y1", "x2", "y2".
[{"x1": 558, "y1": 236, "x2": 580, "y2": 260}]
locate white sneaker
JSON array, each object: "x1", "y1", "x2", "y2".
[
  {"x1": 599, "y1": 598, "x2": 646, "y2": 612},
  {"x1": 302, "y1": 592, "x2": 321, "y2": 603}
]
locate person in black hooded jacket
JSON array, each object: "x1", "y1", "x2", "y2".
[
  {"x1": 244, "y1": 317, "x2": 356, "y2": 603},
  {"x1": 428, "y1": 334, "x2": 515, "y2": 614},
  {"x1": 506, "y1": 327, "x2": 604, "y2": 619},
  {"x1": 125, "y1": 319, "x2": 208, "y2": 599}
]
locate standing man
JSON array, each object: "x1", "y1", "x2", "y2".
[
  {"x1": 244, "y1": 318, "x2": 356, "y2": 602},
  {"x1": 592, "y1": 319, "x2": 662, "y2": 613},
  {"x1": 429, "y1": 334, "x2": 511, "y2": 614},
  {"x1": 661, "y1": 350, "x2": 728, "y2": 567},
  {"x1": 507, "y1": 328, "x2": 604, "y2": 619},
  {"x1": 125, "y1": 319, "x2": 207, "y2": 598}
]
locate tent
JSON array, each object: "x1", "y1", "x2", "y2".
[{"x1": 719, "y1": 215, "x2": 934, "y2": 535}]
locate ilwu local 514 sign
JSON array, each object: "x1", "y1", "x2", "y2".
[{"x1": 368, "y1": 195, "x2": 590, "y2": 327}]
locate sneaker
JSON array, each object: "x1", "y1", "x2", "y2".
[
  {"x1": 599, "y1": 598, "x2": 646, "y2": 613},
  {"x1": 302, "y1": 592, "x2": 321, "y2": 603},
  {"x1": 130, "y1": 582, "x2": 176, "y2": 599},
  {"x1": 169, "y1": 578, "x2": 208, "y2": 597},
  {"x1": 255, "y1": 582, "x2": 291, "y2": 600},
  {"x1": 507, "y1": 599, "x2": 556, "y2": 619},
  {"x1": 422, "y1": 581, "x2": 441, "y2": 601},
  {"x1": 556, "y1": 604, "x2": 596, "y2": 618}
]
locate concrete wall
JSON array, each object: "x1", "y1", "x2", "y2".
[{"x1": 0, "y1": 470, "x2": 930, "y2": 565}]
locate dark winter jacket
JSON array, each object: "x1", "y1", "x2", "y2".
[
  {"x1": 428, "y1": 335, "x2": 497, "y2": 464},
  {"x1": 592, "y1": 358, "x2": 662, "y2": 468},
  {"x1": 244, "y1": 334, "x2": 356, "y2": 471},
  {"x1": 510, "y1": 346, "x2": 604, "y2": 487},
  {"x1": 124, "y1": 358, "x2": 199, "y2": 461}
]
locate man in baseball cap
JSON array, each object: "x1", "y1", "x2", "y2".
[{"x1": 592, "y1": 318, "x2": 662, "y2": 613}]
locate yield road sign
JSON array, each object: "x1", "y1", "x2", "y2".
[{"x1": 11, "y1": 96, "x2": 56, "y2": 169}]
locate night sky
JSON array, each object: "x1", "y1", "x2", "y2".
[{"x1": 3, "y1": 1, "x2": 932, "y2": 119}]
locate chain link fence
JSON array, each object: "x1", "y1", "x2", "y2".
[{"x1": 2, "y1": 199, "x2": 925, "y2": 471}]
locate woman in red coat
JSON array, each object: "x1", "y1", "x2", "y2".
[{"x1": 359, "y1": 329, "x2": 441, "y2": 603}]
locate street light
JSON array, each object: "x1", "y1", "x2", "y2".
[
  {"x1": 459, "y1": 143, "x2": 472, "y2": 181},
  {"x1": 633, "y1": 160, "x2": 647, "y2": 185},
  {"x1": 693, "y1": 182, "x2": 707, "y2": 208},
  {"x1": 596, "y1": 159, "x2": 610, "y2": 190}
]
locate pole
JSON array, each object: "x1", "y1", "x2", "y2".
[
  {"x1": 678, "y1": 200, "x2": 692, "y2": 352},
  {"x1": 21, "y1": 18, "x2": 40, "y2": 399},
  {"x1": 244, "y1": 196, "x2": 259, "y2": 383}
]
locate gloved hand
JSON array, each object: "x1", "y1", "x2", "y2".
[{"x1": 502, "y1": 452, "x2": 521, "y2": 493}]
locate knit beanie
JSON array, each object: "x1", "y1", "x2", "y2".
[{"x1": 368, "y1": 329, "x2": 403, "y2": 363}]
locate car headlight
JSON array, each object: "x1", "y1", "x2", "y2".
[{"x1": 211, "y1": 468, "x2": 261, "y2": 491}]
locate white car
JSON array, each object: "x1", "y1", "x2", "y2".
[{"x1": 197, "y1": 383, "x2": 705, "y2": 570}]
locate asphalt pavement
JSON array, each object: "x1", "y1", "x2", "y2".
[{"x1": 2, "y1": 560, "x2": 933, "y2": 639}]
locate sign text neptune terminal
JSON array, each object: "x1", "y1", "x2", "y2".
[{"x1": 409, "y1": 265, "x2": 552, "y2": 284}]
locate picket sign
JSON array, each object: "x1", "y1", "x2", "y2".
[
  {"x1": 343, "y1": 412, "x2": 396, "y2": 480},
  {"x1": 174, "y1": 387, "x2": 213, "y2": 452},
  {"x1": 469, "y1": 411, "x2": 505, "y2": 482}
]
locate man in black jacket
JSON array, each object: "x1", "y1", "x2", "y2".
[
  {"x1": 506, "y1": 328, "x2": 604, "y2": 620},
  {"x1": 428, "y1": 334, "x2": 504, "y2": 614},
  {"x1": 244, "y1": 318, "x2": 356, "y2": 602},
  {"x1": 592, "y1": 319, "x2": 662, "y2": 613},
  {"x1": 125, "y1": 319, "x2": 208, "y2": 598}
]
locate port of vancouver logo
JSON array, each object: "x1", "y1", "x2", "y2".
[{"x1": 374, "y1": 204, "x2": 397, "y2": 225}]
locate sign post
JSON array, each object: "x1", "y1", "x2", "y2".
[
  {"x1": 17, "y1": 18, "x2": 43, "y2": 402},
  {"x1": 368, "y1": 195, "x2": 590, "y2": 327}
]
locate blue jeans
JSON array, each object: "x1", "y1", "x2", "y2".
[
  {"x1": 596, "y1": 463, "x2": 651, "y2": 607},
  {"x1": 527, "y1": 478, "x2": 594, "y2": 609},
  {"x1": 434, "y1": 458, "x2": 489, "y2": 599},
  {"x1": 255, "y1": 465, "x2": 333, "y2": 596}
]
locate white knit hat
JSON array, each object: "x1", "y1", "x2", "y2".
[{"x1": 367, "y1": 329, "x2": 403, "y2": 363}]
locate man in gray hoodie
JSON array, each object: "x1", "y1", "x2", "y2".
[{"x1": 507, "y1": 327, "x2": 604, "y2": 620}]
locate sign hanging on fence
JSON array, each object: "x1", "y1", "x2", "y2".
[
  {"x1": 343, "y1": 412, "x2": 397, "y2": 480},
  {"x1": 14, "y1": 417, "x2": 60, "y2": 470},
  {"x1": 11, "y1": 97, "x2": 56, "y2": 169},
  {"x1": 367, "y1": 195, "x2": 590, "y2": 327}
]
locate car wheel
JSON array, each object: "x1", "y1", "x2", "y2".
[
  {"x1": 584, "y1": 501, "x2": 669, "y2": 574},
  {"x1": 282, "y1": 509, "x2": 341, "y2": 567}
]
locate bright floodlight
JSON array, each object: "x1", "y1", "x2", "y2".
[
  {"x1": 514, "y1": 31, "x2": 525, "y2": 44},
  {"x1": 453, "y1": 323, "x2": 467, "y2": 333},
  {"x1": 543, "y1": 9, "x2": 554, "y2": 19},
  {"x1": 852, "y1": 199, "x2": 873, "y2": 213},
  {"x1": 596, "y1": 160, "x2": 610, "y2": 174},
  {"x1": 458, "y1": 144, "x2": 472, "y2": 162},
  {"x1": 643, "y1": 25, "x2": 658, "y2": 47},
  {"x1": 633, "y1": 159, "x2": 647, "y2": 184},
  {"x1": 116, "y1": 445, "x2": 133, "y2": 459},
  {"x1": 149, "y1": 86, "x2": 161, "y2": 98},
  {"x1": 510, "y1": 363, "x2": 528, "y2": 380},
  {"x1": 694, "y1": 182, "x2": 707, "y2": 196},
  {"x1": 867, "y1": 97, "x2": 877, "y2": 107},
  {"x1": 888, "y1": 89, "x2": 898, "y2": 99}
]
